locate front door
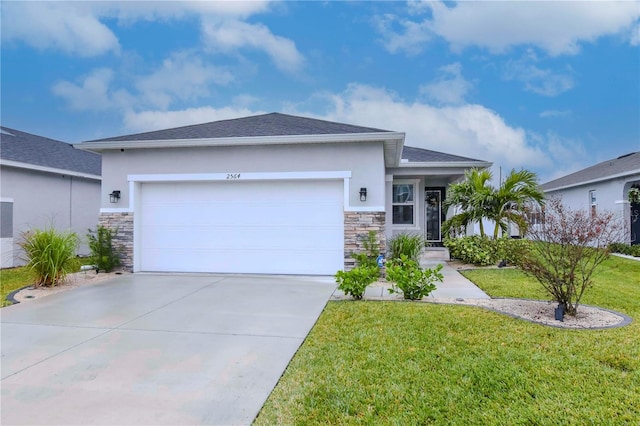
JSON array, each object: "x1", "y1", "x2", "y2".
[{"x1": 425, "y1": 188, "x2": 445, "y2": 243}]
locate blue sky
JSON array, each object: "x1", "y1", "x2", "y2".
[{"x1": 2, "y1": 0, "x2": 639, "y2": 183}]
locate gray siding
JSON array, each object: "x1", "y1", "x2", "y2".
[{"x1": 0, "y1": 166, "x2": 101, "y2": 265}]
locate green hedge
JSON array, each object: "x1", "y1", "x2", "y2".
[
  {"x1": 608, "y1": 242, "x2": 640, "y2": 257},
  {"x1": 444, "y1": 236, "x2": 531, "y2": 266}
]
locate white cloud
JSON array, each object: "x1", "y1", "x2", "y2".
[
  {"x1": 377, "y1": 1, "x2": 640, "y2": 56},
  {"x1": 123, "y1": 106, "x2": 263, "y2": 133},
  {"x1": 298, "y1": 83, "x2": 549, "y2": 173},
  {"x1": 136, "y1": 51, "x2": 234, "y2": 110},
  {"x1": 374, "y1": 13, "x2": 431, "y2": 55},
  {"x1": 503, "y1": 51, "x2": 575, "y2": 96},
  {"x1": 539, "y1": 110, "x2": 572, "y2": 118},
  {"x1": 631, "y1": 21, "x2": 640, "y2": 46},
  {"x1": 52, "y1": 69, "x2": 133, "y2": 111},
  {"x1": 202, "y1": 19, "x2": 304, "y2": 73},
  {"x1": 1, "y1": 2, "x2": 120, "y2": 56},
  {"x1": 419, "y1": 62, "x2": 472, "y2": 104},
  {"x1": 1, "y1": 0, "x2": 289, "y2": 71}
]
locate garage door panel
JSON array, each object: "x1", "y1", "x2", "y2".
[
  {"x1": 140, "y1": 248, "x2": 343, "y2": 275},
  {"x1": 139, "y1": 180, "x2": 344, "y2": 274},
  {"x1": 141, "y1": 225, "x2": 343, "y2": 250},
  {"x1": 142, "y1": 201, "x2": 341, "y2": 227}
]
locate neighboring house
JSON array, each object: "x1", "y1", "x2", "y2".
[
  {"x1": 541, "y1": 152, "x2": 640, "y2": 245},
  {"x1": 76, "y1": 113, "x2": 490, "y2": 275},
  {"x1": 0, "y1": 127, "x2": 102, "y2": 267}
]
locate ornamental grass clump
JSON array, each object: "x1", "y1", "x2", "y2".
[
  {"x1": 19, "y1": 227, "x2": 79, "y2": 287},
  {"x1": 386, "y1": 254, "x2": 443, "y2": 300},
  {"x1": 388, "y1": 233, "x2": 425, "y2": 262}
]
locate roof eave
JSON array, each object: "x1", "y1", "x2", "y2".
[
  {"x1": 0, "y1": 159, "x2": 101, "y2": 180},
  {"x1": 75, "y1": 132, "x2": 404, "y2": 150},
  {"x1": 75, "y1": 131, "x2": 407, "y2": 167},
  {"x1": 398, "y1": 161, "x2": 493, "y2": 168},
  {"x1": 543, "y1": 169, "x2": 640, "y2": 192}
]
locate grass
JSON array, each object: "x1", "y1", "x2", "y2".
[
  {"x1": 0, "y1": 257, "x2": 94, "y2": 307},
  {"x1": 255, "y1": 256, "x2": 640, "y2": 425}
]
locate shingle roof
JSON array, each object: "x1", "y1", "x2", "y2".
[
  {"x1": 541, "y1": 151, "x2": 640, "y2": 191},
  {"x1": 87, "y1": 112, "x2": 392, "y2": 142},
  {"x1": 0, "y1": 126, "x2": 101, "y2": 176},
  {"x1": 401, "y1": 145, "x2": 486, "y2": 163}
]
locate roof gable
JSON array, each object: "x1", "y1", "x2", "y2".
[
  {"x1": 542, "y1": 152, "x2": 640, "y2": 191},
  {"x1": 87, "y1": 112, "x2": 392, "y2": 142},
  {"x1": 0, "y1": 126, "x2": 101, "y2": 176}
]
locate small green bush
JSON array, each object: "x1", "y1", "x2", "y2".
[
  {"x1": 335, "y1": 266, "x2": 380, "y2": 300},
  {"x1": 388, "y1": 233, "x2": 425, "y2": 262},
  {"x1": 608, "y1": 242, "x2": 640, "y2": 257},
  {"x1": 19, "y1": 227, "x2": 79, "y2": 287},
  {"x1": 87, "y1": 226, "x2": 121, "y2": 272},
  {"x1": 444, "y1": 236, "x2": 531, "y2": 266},
  {"x1": 386, "y1": 254, "x2": 443, "y2": 300},
  {"x1": 352, "y1": 230, "x2": 382, "y2": 268}
]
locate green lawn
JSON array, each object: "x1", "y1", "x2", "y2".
[{"x1": 255, "y1": 256, "x2": 640, "y2": 425}]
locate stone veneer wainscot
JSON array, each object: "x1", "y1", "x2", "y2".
[
  {"x1": 344, "y1": 211, "x2": 386, "y2": 270},
  {"x1": 98, "y1": 212, "x2": 133, "y2": 271}
]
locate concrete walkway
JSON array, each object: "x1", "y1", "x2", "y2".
[{"x1": 334, "y1": 248, "x2": 490, "y2": 300}]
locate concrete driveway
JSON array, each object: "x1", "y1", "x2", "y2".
[{"x1": 1, "y1": 274, "x2": 336, "y2": 425}]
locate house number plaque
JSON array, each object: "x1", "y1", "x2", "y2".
[{"x1": 226, "y1": 173, "x2": 241, "y2": 180}]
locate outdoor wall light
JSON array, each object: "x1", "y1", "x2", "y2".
[
  {"x1": 359, "y1": 187, "x2": 367, "y2": 202},
  {"x1": 109, "y1": 190, "x2": 121, "y2": 203}
]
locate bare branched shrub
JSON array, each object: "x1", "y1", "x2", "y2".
[{"x1": 522, "y1": 198, "x2": 627, "y2": 315}]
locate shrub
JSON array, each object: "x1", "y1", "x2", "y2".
[
  {"x1": 521, "y1": 198, "x2": 627, "y2": 315},
  {"x1": 352, "y1": 230, "x2": 383, "y2": 269},
  {"x1": 19, "y1": 227, "x2": 79, "y2": 287},
  {"x1": 608, "y1": 242, "x2": 640, "y2": 257},
  {"x1": 388, "y1": 233, "x2": 425, "y2": 262},
  {"x1": 335, "y1": 266, "x2": 380, "y2": 300},
  {"x1": 444, "y1": 236, "x2": 531, "y2": 266},
  {"x1": 87, "y1": 225, "x2": 121, "y2": 272},
  {"x1": 386, "y1": 254, "x2": 443, "y2": 300}
]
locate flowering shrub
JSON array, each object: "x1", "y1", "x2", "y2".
[{"x1": 521, "y1": 198, "x2": 626, "y2": 315}]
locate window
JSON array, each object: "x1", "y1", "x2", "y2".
[
  {"x1": 589, "y1": 190, "x2": 597, "y2": 217},
  {"x1": 392, "y1": 182, "x2": 415, "y2": 225}
]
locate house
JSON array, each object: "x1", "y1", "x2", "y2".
[
  {"x1": 76, "y1": 113, "x2": 490, "y2": 275},
  {"x1": 0, "y1": 127, "x2": 102, "y2": 267},
  {"x1": 541, "y1": 151, "x2": 640, "y2": 245}
]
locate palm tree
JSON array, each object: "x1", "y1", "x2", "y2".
[
  {"x1": 442, "y1": 168, "x2": 493, "y2": 237},
  {"x1": 443, "y1": 168, "x2": 544, "y2": 239},
  {"x1": 488, "y1": 169, "x2": 545, "y2": 238}
]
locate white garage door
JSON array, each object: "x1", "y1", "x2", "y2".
[{"x1": 139, "y1": 180, "x2": 344, "y2": 274}]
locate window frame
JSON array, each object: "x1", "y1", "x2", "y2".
[
  {"x1": 391, "y1": 179, "x2": 419, "y2": 229},
  {"x1": 589, "y1": 189, "x2": 597, "y2": 217}
]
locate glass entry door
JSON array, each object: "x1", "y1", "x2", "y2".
[{"x1": 425, "y1": 189, "x2": 443, "y2": 243}]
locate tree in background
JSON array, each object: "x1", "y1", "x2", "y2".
[{"x1": 520, "y1": 198, "x2": 626, "y2": 315}]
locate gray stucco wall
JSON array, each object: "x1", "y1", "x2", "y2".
[
  {"x1": 0, "y1": 166, "x2": 101, "y2": 265},
  {"x1": 545, "y1": 173, "x2": 640, "y2": 244},
  {"x1": 99, "y1": 142, "x2": 386, "y2": 210}
]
